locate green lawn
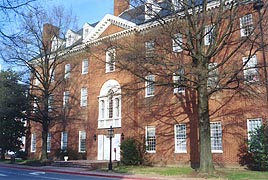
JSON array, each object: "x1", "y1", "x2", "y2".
[{"x1": 114, "y1": 165, "x2": 268, "y2": 179}]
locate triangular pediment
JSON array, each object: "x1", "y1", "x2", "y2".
[{"x1": 83, "y1": 14, "x2": 136, "y2": 42}]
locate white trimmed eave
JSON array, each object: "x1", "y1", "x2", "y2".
[
  {"x1": 83, "y1": 14, "x2": 136, "y2": 42},
  {"x1": 57, "y1": 0, "x2": 236, "y2": 56}
]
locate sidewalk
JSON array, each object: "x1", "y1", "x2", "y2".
[{"x1": 0, "y1": 162, "x2": 220, "y2": 180}]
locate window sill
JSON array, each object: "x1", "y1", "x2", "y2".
[
  {"x1": 146, "y1": 151, "x2": 156, "y2": 154},
  {"x1": 212, "y1": 150, "x2": 223, "y2": 154},
  {"x1": 175, "y1": 151, "x2": 187, "y2": 154}
]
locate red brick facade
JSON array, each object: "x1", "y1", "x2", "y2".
[{"x1": 28, "y1": 0, "x2": 268, "y2": 167}]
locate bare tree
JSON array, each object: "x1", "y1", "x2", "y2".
[
  {"x1": 0, "y1": 4, "x2": 77, "y2": 161},
  {"x1": 104, "y1": 0, "x2": 268, "y2": 174}
]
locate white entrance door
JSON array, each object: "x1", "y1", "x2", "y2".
[{"x1": 97, "y1": 134, "x2": 121, "y2": 161}]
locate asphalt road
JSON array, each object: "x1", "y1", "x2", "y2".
[{"x1": 0, "y1": 166, "x2": 121, "y2": 180}]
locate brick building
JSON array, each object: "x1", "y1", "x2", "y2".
[{"x1": 28, "y1": 0, "x2": 268, "y2": 167}]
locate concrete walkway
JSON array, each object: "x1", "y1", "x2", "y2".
[{"x1": 0, "y1": 162, "x2": 222, "y2": 180}]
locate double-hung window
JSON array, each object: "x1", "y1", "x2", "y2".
[
  {"x1": 146, "y1": 126, "x2": 156, "y2": 153},
  {"x1": 173, "y1": 67, "x2": 185, "y2": 93},
  {"x1": 172, "y1": 0, "x2": 182, "y2": 11},
  {"x1": 50, "y1": 69, "x2": 55, "y2": 82},
  {"x1": 240, "y1": 14, "x2": 253, "y2": 37},
  {"x1": 207, "y1": 63, "x2": 218, "y2": 88},
  {"x1": 63, "y1": 91, "x2": 70, "y2": 108},
  {"x1": 48, "y1": 95, "x2": 53, "y2": 112},
  {"x1": 145, "y1": 40, "x2": 155, "y2": 58},
  {"x1": 145, "y1": 75, "x2": 155, "y2": 97},
  {"x1": 172, "y1": 33, "x2": 182, "y2": 52},
  {"x1": 64, "y1": 64, "x2": 71, "y2": 79},
  {"x1": 243, "y1": 55, "x2": 258, "y2": 82},
  {"x1": 174, "y1": 124, "x2": 187, "y2": 153},
  {"x1": 79, "y1": 131, "x2": 86, "y2": 153},
  {"x1": 47, "y1": 133, "x2": 51, "y2": 153},
  {"x1": 106, "y1": 48, "x2": 116, "y2": 73},
  {"x1": 247, "y1": 118, "x2": 262, "y2": 140},
  {"x1": 204, "y1": 24, "x2": 214, "y2": 46},
  {"x1": 61, "y1": 132, "x2": 68, "y2": 151},
  {"x1": 210, "y1": 122, "x2": 222, "y2": 153},
  {"x1": 80, "y1": 87, "x2": 87, "y2": 107},
  {"x1": 31, "y1": 133, "x2": 36, "y2": 152},
  {"x1": 82, "y1": 59, "x2": 89, "y2": 74}
]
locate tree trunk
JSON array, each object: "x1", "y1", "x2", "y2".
[
  {"x1": 0, "y1": 149, "x2": 5, "y2": 160},
  {"x1": 40, "y1": 125, "x2": 48, "y2": 161},
  {"x1": 198, "y1": 80, "x2": 214, "y2": 174}
]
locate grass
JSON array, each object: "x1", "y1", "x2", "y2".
[{"x1": 113, "y1": 165, "x2": 268, "y2": 179}]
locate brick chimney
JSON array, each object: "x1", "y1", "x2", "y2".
[
  {"x1": 114, "y1": 0, "x2": 129, "y2": 16},
  {"x1": 42, "y1": 23, "x2": 59, "y2": 51}
]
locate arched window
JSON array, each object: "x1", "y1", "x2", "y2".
[{"x1": 98, "y1": 80, "x2": 121, "y2": 128}]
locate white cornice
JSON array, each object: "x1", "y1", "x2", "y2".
[{"x1": 83, "y1": 14, "x2": 136, "y2": 42}]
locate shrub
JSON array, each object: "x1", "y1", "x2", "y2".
[
  {"x1": 240, "y1": 125, "x2": 268, "y2": 171},
  {"x1": 120, "y1": 138, "x2": 145, "y2": 165},
  {"x1": 55, "y1": 148, "x2": 83, "y2": 160}
]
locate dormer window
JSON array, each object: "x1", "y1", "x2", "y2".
[
  {"x1": 145, "y1": 0, "x2": 161, "y2": 20},
  {"x1": 66, "y1": 34, "x2": 73, "y2": 47},
  {"x1": 172, "y1": 0, "x2": 182, "y2": 11}
]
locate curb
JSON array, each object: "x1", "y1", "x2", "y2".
[{"x1": 0, "y1": 164, "x2": 160, "y2": 180}]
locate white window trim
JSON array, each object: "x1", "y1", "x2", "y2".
[
  {"x1": 174, "y1": 124, "x2": 187, "y2": 153},
  {"x1": 173, "y1": 68, "x2": 185, "y2": 94},
  {"x1": 79, "y1": 131, "x2": 86, "y2": 153},
  {"x1": 63, "y1": 91, "x2": 70, "y2": 107},
  {"x1": 145, "y1": 75, "x2": 155, "y2": 97},
  {"x1": 204, "y1": 24, "x2": 214, "y2": 46},
  {"x1": 247, "y1": 118, "x2": 262, "y2": 140},
  {"x1": 243, "y1": 55, "x2": 258, "y2": 82},
  {"x1": 64, "y1": 64, "x2": 71, "y2": 79},
  {"x1": 207, "y1": 62, "x2": 218, "y2": 88},
  {"x1": 82, "y1": 59, "x2": 89, "y2": 75},
  {"x1": 80, "y1": 87, "x2": 88, "y2": 107},
  {"x1": 210, "y1": 122, "x2": 223, "y2": 153},
  {"x1": 47, "y1": 133, "x2": 51, "y2": 153},
  {"x1": 145, "y1": 126, "x2": 156, "y2": 153},
  {"x1": 172, "y1": 33, "x2": 182, "y2": 52},
  {"x1": 105, "y1": 48, "x2": 116, "y2": 73},
  {"x1": 240, "y1": 14, "x2": 253, "y2": 37},
  {"x1": 172, "y1": 0, "x2": 182, "y2": 11},
  {"x1": 31, "y1": 133, "x2": 36, "y2": 152},
  {"x1": 61, "y1": 132, "x2": 68, "y2": 150}
]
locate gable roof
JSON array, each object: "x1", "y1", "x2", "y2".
[{"x1": 83, "y1": 14, "x2": 136, "y2": 42}]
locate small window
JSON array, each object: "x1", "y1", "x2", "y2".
[
  {"x1": 207, "y1": 63, "x2": 218, "y2": 88},
  {"x1": 61, "y1": 132, "x2": 68, "y2": 151},
  {"x1": 64, "y1": 64, "x2": 71, "y2": 79},
  {"x1": 146, "y1": 126, "x2": 156, "y2": 153},
  {"x1": 172, "y1": 33, "x2": 182, "y2": 52},
  {"x1": 31, "y1": 133, "x2": 36, "y2": 152},
  {"x1": 63, "y1": 91, "x2": 70, "y2": 108},
  {"x1": 145, "y1": 75, "x2": 155, "y2": 97},
  {"x1": 247, "y1": 118, "x2": 262, "y2": 140},
  {"x1": 79, "y1": 131, "x2": 86, "y2": 153},
  {"x1": 80, "y1": 88, "x2": 87, "y2": 107},
  {"x1": 210, "y1": 122, "x2": 222, "y2": 153},
  {"x1": 243, "y1": 55, "x2": 258, "y2": 82},
  {"x1": 175, "y1": 124, "x2": 187, "y2": 153},
  {"x1": 33, "y1": 97, "x2": 38, "y2": 113},
  {"x1": 82, "y1": 59, "x2": 89, "y2": 74},
  {"x1": 240, "y1": 14, "x2": 253, "y2": 37},
  {"x1": 204, "y1": 25, "x2": 214, "y2": 46},
  {"x1": 106, "y1": 48, "x2": 116, "y2": 73},
  {"x1": 47, "y1": 133, "x2": 51, "y2": 153}
]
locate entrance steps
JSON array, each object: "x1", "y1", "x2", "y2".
[{"x1": 52, "y1": 160, "x2": 119, "y2": 170}]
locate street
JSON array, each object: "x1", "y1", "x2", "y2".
[{"x1": 0, "y1": 166, "x2": 122, "y2": 180}]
